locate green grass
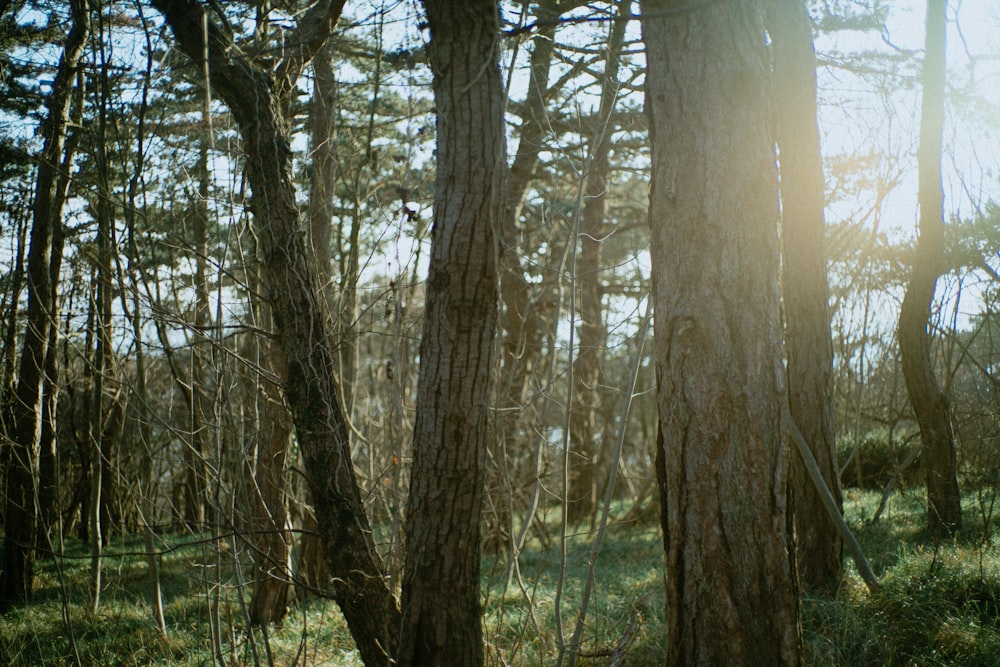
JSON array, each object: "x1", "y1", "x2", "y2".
[
  {"x1": 0, "y1": 533, "x2": 363, "y2": 666},
  {"x1": 802, "y1": 488, "x2": 1000, "y2": 666},
  {"x1": 2, "y1": 490, "x2": 1000, "y2": 665},
  {"x1": 481, "y1": 517, "x2": 665, "y2": 665}
]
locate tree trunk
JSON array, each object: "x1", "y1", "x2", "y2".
[
  {"x1": 248, "y1": 345, "x2": 292, "y2": 627},
  {"x1": 152, "y1": 3, "x2": 399, "y2": 663},
  {"x1": 37, "y1": 71, "x2": 82, "y2": 555},
  {"x1": 89, "y1": 60, "x2": 116, "y2": 606},
  {"x1": 497, "y1": 0, "x2": 559, "y2": 422},
  {"x1": 396, "y1": 2, "x2": 505, "y2": 665},
  {"x1": 567, "y1": 0, "x2": 631, "y2": 526},
  {"x1": 124, "y1": 202, "x2": 169, "y2": 635},
  {"x1": 0, "y1": 0, "x2": 89, "y2": 609},
  {"x1": 307, "y1": 41, "x2": 337, "y2": 286},
  {"x1": 766, "y1": 0, "x2": 843, "y2": 591},
  {"x1": 898, "y1": 0, "x2": 962, "y2": 536},
  {"x1": 294, "y1": 40, "x2": 338, "y2": 599},
  {"x1": 642, "y1": 2, "x2": 802, "y2": 665},
  {"x1": 490, "y1": 0, "x2": 560, "y2": 555}
]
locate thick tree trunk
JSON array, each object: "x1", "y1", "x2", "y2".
[
  {"x1": 898, "y1": 0, "x2": 962, "y2": 536},
  {"x1": 396, "y1": 2, "x2": 505, "y2": 665},
  {"x1": 37, "y1": 76, "x2": 81, "y2": 555},
  {"x1": 35, "y1": 186, "x2": 70, "y2": 556},
  {"x1": 642, "y1": 2, "x2": 802, "y2": 665},
  {"x1": 767, "y1": 0, "x2": 843, "y2": 590},
  {"x1": 0, "y1": 0, "x2": 89, "y2": 609},
  {"x1": 152, "y1": 3, "x2": 399, "y2": 664}
]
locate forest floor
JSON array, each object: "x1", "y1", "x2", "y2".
[{"x1": 1, "y1": 488, "x2": 999, "y2": 665}]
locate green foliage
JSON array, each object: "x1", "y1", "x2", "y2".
[{"x1": 838, "y1": 428, "x2": 923, "y2": 490}]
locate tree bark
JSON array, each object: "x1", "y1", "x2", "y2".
[
  {"x1": 247, "y1": 345, "x2": 292, "y2": 627},
  {"x1": 152, "y1": 3, "x2": 399, "y2": 663},
  {"x1": 898, "y1": 0, "x2": 962, "y2": 536},
  {"x1": 307, "y1": 40, "x2": 337, "y2": 300},
  {"x1": 182, "y1": 120, "x2": 214, "y2": 531},
  {"x1": 295, "y1": 42, "x2": 339, "y2": 601},
  {"x1": 36, "y1": 76, "x2": 81, "y2": 554},
  {"x1": 642, "y1": 2, "x2": 802, "y2": 665},
  {"x1": 396, "y1": 2, "x2": 505, "y2": 665},
  {"x1": 1, "y1": 0, "x2": 89, "y2": 609},
  {"x1": 766, "y1": 0, "x2": 843, "y2": 590}
]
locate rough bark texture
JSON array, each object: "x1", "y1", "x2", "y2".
[
  {"x1": 1, "y1": 0, "x2": 89, "y2": 608},
  {"x1": 642, "y1": 2, "x2": 802, "y2": 665},
  {"x1": 898, "y1": 0, "x2": 962, "y2": 536},
  {"x1": 152, "y1": 3, "x2": 399, "y2": 663},
  {"x1": 307, "y1": 41, "x2": 337, "y2": 293},
  {"x1": 767, "y1": 0, "x2": 843, "y2": 590},
  {"x1": 396, "y1": 2, "x2": 505, "y2": 665}
]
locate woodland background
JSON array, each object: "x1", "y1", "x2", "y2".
[{"x1": 2, "y1": 0, "x2": 1000, "y2": 665}]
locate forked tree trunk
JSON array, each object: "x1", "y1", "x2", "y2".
[
  {"x1": 767, "y1": 0, "x2": 844, "y2": 590},
  {"x1": 0, "y1": 0, "x2": 89, "y2": 609},
  {"x1": 396, "y1": 2, "x2": 505, "y2": 665},
  {"x1": 152, "y1": 3, "x2": 399, "y2": 664},
  {"x1": 898, "y1": 0, "x2": 962, "y2": 536},
  {"x1": 642, "y1": 2, "x2": 802, "y2": 664}
]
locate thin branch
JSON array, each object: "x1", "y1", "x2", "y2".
[{"x1": 785, "y1": 411, "x2": 881, "y2": 592}]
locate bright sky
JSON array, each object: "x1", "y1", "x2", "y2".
[{"x1": 816, "y1": 0, "x2": 1000, "y2": 236}]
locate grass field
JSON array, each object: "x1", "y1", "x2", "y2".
[{"x1": 1, "y1": 489, "x2": 999, "y2": 665}]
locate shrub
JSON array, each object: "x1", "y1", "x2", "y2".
[{"x1": 838, "y1": 428, "x2": 922, "y2": 490}]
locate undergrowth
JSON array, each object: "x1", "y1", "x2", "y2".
[{"x1": 1, "y1": 490, "x2": 999, "y2": 665}]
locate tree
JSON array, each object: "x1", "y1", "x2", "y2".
[
  {"x1": 295, "y1": 39, "x2": 338, "y2": 599},
  {"x1": 1, "y1": 0, "x2": 89, "y2": 608},
  {"x1": 642, "y1": 1, "x2": 802, "y2": 664},
  {"x1": 766, "y1": 0, "x2": 843, "y2": 590},
  {"x1": 151, "y1": 2, "x2": 401, "y2": 663},
  {"x1": 492, "y1": 0, "x2": 564, "y2": 561},
  {"x1": 396, "y1": 1, "x2": 505, "y2": 664},
  {"x1": 566, "y1": 0, "x2": 632, "y2": 527},
  {"x1": 897, "y1": 0, "x2": 962, "y2": 536}
]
